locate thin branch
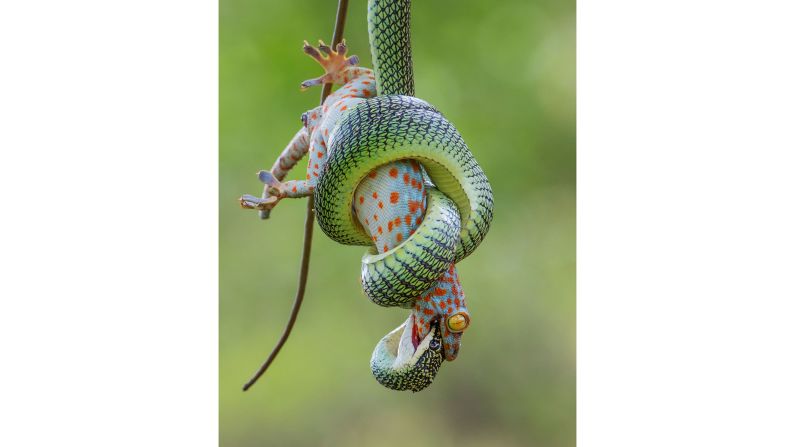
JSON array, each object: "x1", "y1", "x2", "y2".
[{"x1": 242, "y1": 0, "x2": 350, "y2": 392}]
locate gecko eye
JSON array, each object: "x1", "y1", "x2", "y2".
[
  {"x1": 301, "y1": 112, "x2": 308, "y2": 127},
  {"x1": 446, "y1": 312, "x2": 470, "y2": 333}
]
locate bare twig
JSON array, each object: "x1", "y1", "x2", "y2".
[{"x1": 242, "y1": 0, "x2": 350, "y2": 392}]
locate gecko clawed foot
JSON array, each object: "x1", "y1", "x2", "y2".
[
  {"x1": 301, "y1": 39, "x2": 360, "y2": 90},
  {"x1": 239, "y1": 194, "x2": 279, "y2": 210},
  {"x1": 239, "y1": 170, "x2": 286, "y2": 211}
]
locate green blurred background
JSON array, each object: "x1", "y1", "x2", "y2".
[{"x1": 220, "y1": 0, "x2": 574, "y2": 445}]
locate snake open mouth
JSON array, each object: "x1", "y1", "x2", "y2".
[{"x1": 370, "y1": 314, "x2": 445, "y2": 392}]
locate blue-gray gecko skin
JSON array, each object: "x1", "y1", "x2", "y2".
[{"x1": 240, "y1": 0, "x2": 493, "y2": 392}]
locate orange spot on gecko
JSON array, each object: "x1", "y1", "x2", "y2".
[
  {"x1": 435, "y1": 288, "x2": 446, "y2": 296},
  {"x1": 403, "y1": 173, "x2": 410, "y2": 184},
  {"x1": 408, "y1": 200, "x2": 421, "y2": 213},
  {"x1": 369, "y1": 171, "x2": 377, "y2": 179},
  {"x1": 378, "y1": 201, "x2": 383, "y2": 209},
  {"x1": 383, "y1": 244, "x2": 388, "y2": 252},
  {"x1": 388, "y1": 221, "x2": 393, "y2": 232},
  {"x1": 373, "y1": 214, "x2": 379, "y2": 221},
  {"x1": 317, "y1": 151, "x2": 324, "y2": 158},
  {"x1": 372, "y1": 191, "x2": 378, "y2": 199},
  {"x1": 395, "y1": 233, "x2": 403, "y2": 242},
  {"x1": 359, "y1": 196, "x2": 364, "y2": 205},
  {"x1": 405, "y1": 215, "x2": 412, "y2": 226},
  {"x1": 340, "y1": 105, "x2": 347, "y2": 111},
  {"x1": 389, "y1": 168, "x2": 398, "y2": 178},
  {"x1": 390, "y1": 192, "x2": 399, "y2": 204}
]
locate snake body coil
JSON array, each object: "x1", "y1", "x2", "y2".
[
  {"x1": 316, "y1": 95, "x2": 493, "y2": 306},
  {"x1": 317, "y1": 0, "x2": 493, "y2": 391},
  {"x1": 242, "y1": 0, "x2": 493, "y2": 392}
]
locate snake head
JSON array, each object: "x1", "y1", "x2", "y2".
[{"x1": 370, "y1": 315, "x2": 444, "y2": 392}]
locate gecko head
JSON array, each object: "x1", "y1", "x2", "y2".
[{"x1": 370, "y1": 315, "x2": 444, "y2": 392}]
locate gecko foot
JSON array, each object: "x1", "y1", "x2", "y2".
[
  {"x1": 239, "y1": 170, "x2": 286, "y2": 211},
  {"x1": 300, "y1": 39, "x2": 360, "y2": 90},
  {"x1": 239, "y1": 194, "x2": 279, "y2": 210}
]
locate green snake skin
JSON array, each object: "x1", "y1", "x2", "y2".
[
  {"x1": 361, "y1": 187, "x2": 461, "y2": 308},
  {"x1": 368, "y1": 0, "x2": 414, "y2": 96},
  {"x1": 315, "y1": 95, "x2": 494, "y2": 263}
]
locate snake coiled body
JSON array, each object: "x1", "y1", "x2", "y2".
[
  {"x1": 315, "y1": 0, "x2": 494, "y2": 391},
  {"x1": 242, "y1": 0, "x2": 493, "y2": 392},
  {"x1": 316, "y1": 95, "x2": 493, "y2": 303}
]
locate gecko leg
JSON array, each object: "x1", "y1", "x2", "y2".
[
  {"x1": 240, "y1": 127, "x2": 309, "y2": 218},
  {"x1": 239, "y1": 171, "x2": 313, "y2": 211},
  {"x1": 300, "y1": 39, "x2": 360, "y2": 90},
  {"x1": 269, "y1": 127, "x2": 310, "y2": 180}
]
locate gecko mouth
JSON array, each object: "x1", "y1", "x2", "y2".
[{"x1": 370, "y1": 314, "x2": 444, "y2": 392}]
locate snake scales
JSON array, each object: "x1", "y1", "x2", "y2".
[{"x1": 241, "y1": 0, "x2": 493, "y2": 392}]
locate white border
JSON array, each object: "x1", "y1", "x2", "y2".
[
  {"x1": 579, "y1": 0, "x2": 795, "y2": 445},
  {"x1": 0, "y1": 1, "x2": 218, "y2": 445},
  {"x1": 2, "y1": 0, "x2": 795, "y2": 445}
]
